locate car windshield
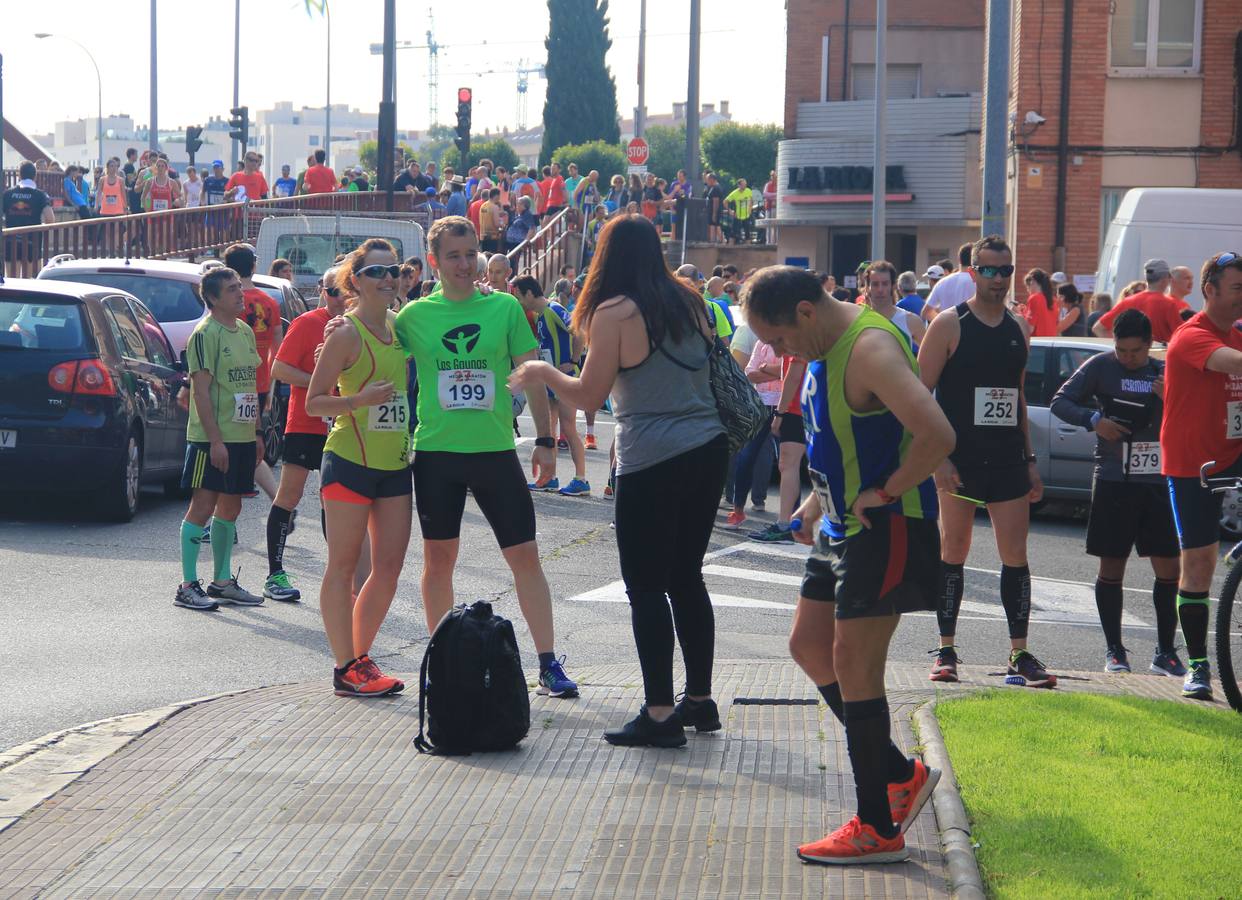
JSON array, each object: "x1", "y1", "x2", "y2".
[
  {"x1": 44, "y1": 271, "x2": 204, "y2": 324},
  {"x1": 0, "y1": 298, "x2": 90, "y2": 351},
  {"x1": 275, "y1": 234, "x2": 405, "y2": 279}
]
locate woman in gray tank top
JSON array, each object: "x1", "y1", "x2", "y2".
[{"x1": 509, "y1": 215, "x2": 728, "y2": 748}]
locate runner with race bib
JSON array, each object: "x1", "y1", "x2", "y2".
[
  {"x1": 918, "y1": 234, "x2": 1056, "y2": 688},
  {"x1": 1050, "y1": 308, "x2": 1184, "y2": 676},
  {"x1": 306, "y1": 239, "x2": 412, "y2": 698},
  {"x1": 394, "y1": 215, "x2": 578, "y2": 698}
]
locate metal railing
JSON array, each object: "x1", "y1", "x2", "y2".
[
  {"x1": 505, "y1": 207, "x2": 575, "y2": 291},
  {"x1": 1, "y1": 191, "x2": 438, "y2": 277}
]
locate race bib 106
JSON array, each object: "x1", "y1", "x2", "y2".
[
  {"x1": 232, "y1": 392, "x2": 258, "y2": 424},
  {"x1": 438, "y1": 369, "x2": 494, "y2": 411},
  {"x1": 974, "y1": 387, "x2": 1018, "y2": 427}
]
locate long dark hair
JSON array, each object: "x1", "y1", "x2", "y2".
[
  {"x1": 571, "y1": 214, "x2": 706, "y2": 346},
  {"x1": 1025, "y1": 268, "x2": 1054, "y2": 311}
]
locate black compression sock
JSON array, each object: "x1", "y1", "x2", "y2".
[
  {"x1": 1153, "y1": 579, "x2": 1179, "y2": 652},
  {"x1": 1094, "y1": 578, "x2": 1124, "y2": 649},
  {"x1": 1000, "y1": 565, "x2": 1032, "y2": 640},
  {"x1": 843, "y1": 697, "x2": 899, "y2": 837},
  {"x1": 819, "y1": 682, "x2": 912, "y2": 783},
  {"x1": 267, "y1": 505, "x2": 293, "y2": 575},
  {"x1": 937, "y1": 562, "x2": 965, "y2": 638},
  {"x1": 1176, "y1": 590, "x2": 1210, "y2": 661},
  {"x1": 538, "y1": 651, "x2": 556, "y2": 673}
]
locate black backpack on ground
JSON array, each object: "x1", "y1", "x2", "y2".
[{"x1": 414, "y1": 600, "x2": 531, "y2": 755}]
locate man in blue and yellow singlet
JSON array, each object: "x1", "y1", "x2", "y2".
[{"x1": 744, "y1": 264, "x2": 956, "y2": 867}]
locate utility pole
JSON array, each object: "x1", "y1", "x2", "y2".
[
  {"x1": 378, "y1": 0, "x2": 397, "y2": 211},
  {"x1": 325, "y1": 0, "x2": 332, "y2": 166},
  {"x1": 149, "y1": 0, "x2": 158, "y2": 151},
  {"x1": 635, "y1": 0, "x2": 647, "y2": 138},
  {"x1": 870, "y1": 0, "x2": 887, "y2": 263},
  {"x1": 981, "y1": 0, "x2": 1011, "y2": 238},
  {"x1": 231, "y1": 0, "x2": 241, "y2": 169},
  {"x1": 685, "y1": 0, "x2": 701, "y2": 185}
]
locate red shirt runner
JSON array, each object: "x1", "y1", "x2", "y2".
[
  {"x1": 1160, "y1": 311, "x2": 1242, "y2": 477},
  {"x1": 303, "y1": 164, "x2": 337, "y2": 194},
  {"x1": 1022, "y1": 292, "x2": 1059, "y2": 337},
  {"x1": 225, "y1": 170, "x2": 269, "y2": 202},
  {"x1": 781, "y1": 356, "x2": 804, "y2": 415},
  {"x1": 242, "y1": 287, "x2": 281, "y2": 394},
  {"x1": 275, "y1": 307, "x2": 331, "y2": 435},
  {"x1": 1097, "y1": 290, "x2": 1189, "y2": 343}
]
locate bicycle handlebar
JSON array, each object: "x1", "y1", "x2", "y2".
[{"x1": 1199, "y1": 460, "x2": 1242, "y2": 493}]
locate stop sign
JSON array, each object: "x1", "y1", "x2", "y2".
[{"x1": 626, "y1": 137, "x2": 650, "y2": 166}]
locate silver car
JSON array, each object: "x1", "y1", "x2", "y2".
[{"x1": 1033, "y1": 335, "x2": 1242, "y2": 536}]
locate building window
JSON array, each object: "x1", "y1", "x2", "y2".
[
  {"x1": 309, "y1": 135, "x2": 320, "y2": 146},
  {"x1": 1109, "y1": 0, "x2": 1201, "y2": 74},
  {"x1": 851, "y1": 64, "x2": 921, "y2": 100}
]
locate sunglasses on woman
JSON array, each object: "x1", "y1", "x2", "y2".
[
  {"x1": 359, "y1": 264, "x2": 401, "y2": 280},
  {"x1": 322, "y1": 285, "x2": 342, "y2": 297}
]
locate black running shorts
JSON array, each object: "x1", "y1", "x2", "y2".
[
  {"x1": 282, "y1": 432, "x2": 327, "y2": 471},
  {"x1": 952, "y1": 462, "x2": 1030, "y2": 505},
  {"x1": 778, "y1": 412, "x2": 807, "y2": 445},
  {"x1": 321, "y1": 451, "x2": 412, "y2": 501},
  {"x1": 181, "y1": 441, "x2": 256, "y2": 495},
  {"x1": 1168, "y1": 453, "x2": 1242, "y2": 550},
  {"x1": 1086, "y1": 478, "x2": 1179, "y2": 559},
  {"x1": 800, "y1": 509, "x2": 940, "y2": 618},
  {"x1": 413, "y1": 449, "x2": 536, "y2": 547}
]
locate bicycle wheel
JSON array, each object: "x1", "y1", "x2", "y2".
[{"x1": 1216, "y1": 555, "x2": 1242, "y2": 713}]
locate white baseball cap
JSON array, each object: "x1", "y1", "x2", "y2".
[
  {"x1": 1051, "y1": 271, "x2": 1069, "y2": 284},
  {"x1": 923, "y1": 264, "x2": 946, "y2": 280}
]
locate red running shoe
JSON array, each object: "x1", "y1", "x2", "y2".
[
  {"x1": 334, "y1": 654, "x2": 404, "y2": 697},
  {"x1": 929, "y1": 646, "x2": 960, "y2": 683},
  {"x1": 889, "y1": 758, "x2": 941, "y2": 833},
  {"x1": 584, "y1": 434, "x2": 598, "y2": 450},
  {"x1": 797, "y1": 816, "x2": 908, "y2": 866}
]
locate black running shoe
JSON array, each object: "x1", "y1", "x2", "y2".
[
  {"x1": 673, "y1": 695, "x2": 722, "y2": 732},
  {"x1": 603, "y1": 706, "x2": 687, "y2": 747}
]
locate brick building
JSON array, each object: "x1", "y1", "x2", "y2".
[
  {"x1": 1006, "y1": 0, "x2": 1241, "y2": 298},
  {"x1": 767, "y1": 0, "x2": 986, "y2": 282}
]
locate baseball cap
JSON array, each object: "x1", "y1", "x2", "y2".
[
  {"x1": 924, "y1": 264, "x2": 946, "y2": 280},
  {"x1": 211, "y1": 160, "x2": 224, "y2": 168},
  {"x1": 424, "y1": 186, "x2": 437, "y2": 195},
  {"x1": 1143, "y1": 258, "x2": 1171, "y2": 280},
  {"x1": 1051, "y1": 271, "x2": 1069, "y2": 284}
]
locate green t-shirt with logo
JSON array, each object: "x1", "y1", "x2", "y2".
[
  {"x1": 185, "y1": 316, "x2": 261, "y2": 444},
  {"x1": 394, "y1": 288, "x2": 539, "y2": 453}
]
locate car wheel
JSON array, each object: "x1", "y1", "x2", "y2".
[
  {"x1": 1221, "y1": 488, "x2": 1242, "y2": 540},
  {"x1": 98, "y1": 430, "x2": 143, "y2": 522}
]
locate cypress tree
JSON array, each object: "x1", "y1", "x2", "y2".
[{"x1": 540, "y1": 0, "x2": 620, "y2": 163}]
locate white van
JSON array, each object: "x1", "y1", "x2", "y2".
[
  {"x1": 255, "y1": 215, "x2": 427, "y2": 296},
  {"x1": 1096, "y1": 188, "x2": 1242, "y2": 309}
]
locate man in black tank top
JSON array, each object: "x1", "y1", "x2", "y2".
[{"x1": 917, "y1": 235, "x2": 1056, "y2": 688}]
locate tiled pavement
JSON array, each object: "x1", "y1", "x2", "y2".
[{"x1": 0, "y1": 660, "x2": 1198, "y2": 899}]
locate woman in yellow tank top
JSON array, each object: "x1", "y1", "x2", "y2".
[{"x1": 306, "y1": 238, "x2": 413, "y2": 697}]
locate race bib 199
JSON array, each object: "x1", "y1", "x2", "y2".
[
  {"x1": 369, "y1": 391, "x2": 408, "y2": 431},
  {"x1": 974, "y1": 387, "x2": 1019, "y2": 427},
  {"x1": 1125, "y1": 441, "x2": 1161, "y2": 476},
  {"x1": 1228, "y1": 401, "x2": 1242, "y2": 440},
  {"x1": 232, "y1": 392, "x2": 259, "y2": 424},
  {"x1": 438, "y1": 369, "x2": 494, "y2": 411}
]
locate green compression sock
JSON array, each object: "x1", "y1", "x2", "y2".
[
  {"x1": 211, "y1": 517, "x2": 236, "y2": 584},
  {"x1": 180, "y1": 520, "x2": 206, "y2": 584}
]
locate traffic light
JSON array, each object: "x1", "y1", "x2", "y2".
[
  {"x1": 228, "y1": 106, "x2": 249, "y2": 147},
  {"x1": 185, "y1": 126, "x2": 204, "y2": 158},
  {"x1": 454, "y1": 87, "x2": 472, "y2": 161}
]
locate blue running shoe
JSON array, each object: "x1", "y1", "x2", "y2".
[
  {"x1": 747, "y1": 522, "x2": 794, "y2": 543},
  {"x1": 1182, "y1": 660, "x2": 1213, "y2": 700},
  {"x1": 538, "y1": 656, "x2": 579, "y2": 698},
  {"x1": 559, "y1": 478, "x2": 591, "y2": 496},
  {"x1": 528, "y1": 477, "x2": 560, "y2": 492},
  {"x1": 1150, "y1": 647, "x2": 1187, "y2": 678}
]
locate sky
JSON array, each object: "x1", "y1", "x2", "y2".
[{"x1": 2, "y1": 0, "x2": 787, "y2": 138}]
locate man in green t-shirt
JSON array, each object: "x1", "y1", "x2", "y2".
[
  {"x1": 394, "y1": 215, "x2": 579, "y2": 697},
  {"x1": 176, "y1": 267, "x2": 266, "y2": 611},
  {"x1": 725, "y1": 178, "x2": 754, "y2": 244}
]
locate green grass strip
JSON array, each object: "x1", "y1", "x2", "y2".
[{"x1": 936, "y1": 691, "x2": 1242, "y2": 899}]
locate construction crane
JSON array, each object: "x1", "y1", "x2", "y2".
[
  {"x1": 370, "y1": 8, "x2": 440, "y2": 126},
  {"x1": 514, "y1": 60, "x2": 546, "y2": 130}
]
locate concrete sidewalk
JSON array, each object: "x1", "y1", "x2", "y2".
[{"x1": 0, "y1": 660, "x2": 1197, "y2": 899}]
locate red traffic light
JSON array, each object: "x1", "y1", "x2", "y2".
[{"x1": 457, "y1": 87, "x2": 472, "y2": 103}]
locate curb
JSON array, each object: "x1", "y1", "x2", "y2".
[
  {"x1": 913, "y1": 701, "x2": 987, "y2": 900},
  {"x1": 0, "y1": 687, "x2": 259, "y2": 834}
]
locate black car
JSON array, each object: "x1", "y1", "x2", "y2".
[{"x1": 0, "y1": 278, "x2": 188, "y2": 521}]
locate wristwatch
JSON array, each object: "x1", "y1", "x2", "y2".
[{"x1": 534, "y1": 436, "x2": 556, "y2": 449}]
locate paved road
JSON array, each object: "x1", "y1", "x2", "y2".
[{"x1": 0, "y1": 413, "x2": 1224, "y2": 753}]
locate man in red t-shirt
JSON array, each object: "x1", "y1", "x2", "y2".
[
  {"x1": 1093, "y1": 258, "x2": 1190, "y2": 342},
  {"x1": 467, "y1": 189, "x2": 486, "y2": 236},
  {"x1": 224, "y1": 152, "x2": 270, "y2": 202},
  {"x1": 1159, "y1": 251, "x2": 1242, "y2": 701},
  {"x1": 302, "y1": 148, "x2": 337, "y2": 195},
  {"x1": 263, "y1": 267, "x2": 352, "y2": 600},
  {"x1": 224, "y1": 243, "x2": 283, "y2": 501},
  {"x1": 541, "y1": 162, "x2": 567, "y2": 216},
  {"x1": 748, "y1": 356, "x2": 808, "y2": 543}
]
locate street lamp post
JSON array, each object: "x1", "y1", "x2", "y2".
[{"x1": 34, "y1": 33, "x2": 103, "y2": 168}]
